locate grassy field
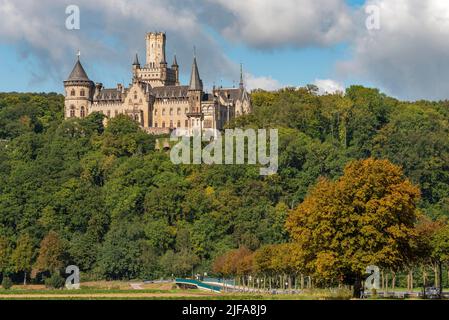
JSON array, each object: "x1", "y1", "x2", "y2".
[
  {"x1": 2, "y1": 281, "x2": 441, "y2": 300},
  {"x1": 0, "y1": 281, "x2": 357, "y2": 300}
]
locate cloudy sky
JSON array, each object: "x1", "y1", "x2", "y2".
[{"x1": 0, "y1": 0, "x2": 448, "y2": 100}]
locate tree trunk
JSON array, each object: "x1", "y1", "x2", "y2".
[
  {"x1": 301, "y1": 274, "x2": 304, "y2": 290},
  {"x1": 24, "y1": 271, "x2": 27, "y2": 286},
  {"x1": 439, "y1": 262, "x2": 443, "y2": 298},
  {"x1": 381, "y1": 271, "x2": 385, "y2": 293},
  {"x1": 353, "y1": 276, "x2": 362, "y2": 299},
  {"x1": 385, "y1": 273, "x2": 389, "y2": 296},
  {"x1": 434, "y1": 264, "x2": 438, "y2": 288},
  {"x1": 423, "y1": 267, "x2": 427, "y2": 288},
  {"x1": 392, "y1": 272, "x2": 396, "y2": 291}
]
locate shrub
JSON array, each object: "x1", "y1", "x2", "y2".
[
  {"x1": 44, "y1": 273, "x2": 65, "y2": 289},
  {"x1": 1, "y1": 277, "x2": 13, "y2": 290}
]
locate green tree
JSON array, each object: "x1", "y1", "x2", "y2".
[{"x1": 11, "y1": 234, "x2": 34, "y2": 285}]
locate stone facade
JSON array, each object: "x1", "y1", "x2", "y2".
[{"x1": 64, "y1": 32, "x2": 252, "y2": 134}]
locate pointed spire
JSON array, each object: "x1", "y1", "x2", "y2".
[
  {"x1": 172, "y1": 54, "x2": 178, "y2": 66},
  {"x1": 239, "y1": 63, "x2": 244, "y2": 89},
  {"x1": 189, "y1": 55, "x2": 203, "y2": 91},
  {"x1": 133, "y1": 53, "x2": 140, "y2": 66},
  {"x1": 67, "y1": 54, "x2": 90, "y2": 81}
]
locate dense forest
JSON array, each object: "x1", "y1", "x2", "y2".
[{"x1": 0, "y1": 86, "x2": 448, "y2": 291}]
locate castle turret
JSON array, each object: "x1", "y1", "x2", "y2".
[
  {"x1": 63, "y1": 55, "x2": 94, "y2": 119},
  {"x1": 187, "y1": 55, "x2": 204, "y2": 132},
  {"x1": 239, "y1": 63, "x2": 244, "y2": 89},
  {"x1": 172, "y1": 55, "x2": 179, "y2": 85},
  {"x1": 132, "y1": 53, "x2": 140, "y2": 79}
]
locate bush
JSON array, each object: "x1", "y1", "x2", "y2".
[
  {"x1": 44, "y1": 273, "x2": 65, "y2": 289},
  {"x1": 1, "y1": 277, "x2": 13, "y2": 290}
]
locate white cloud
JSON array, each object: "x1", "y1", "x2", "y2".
[
  {"x1": 314, "y1": 79, "x2": 345, "y2": 95},
  {"x1": 0, "y1": 0, "x2": 239, "y2": 88},
  {"x1": 245, "y1": 73, "x2": 284, "y2": 91},
  {"x1": 2, "y1": 0, "x2": 449, "y2": 100},
  {"x1": 208, "y1": 0, "x2": 353, "y2": 48},
  {"x1": 337, "y1": 0, "x2": 449, "y2": 100}
]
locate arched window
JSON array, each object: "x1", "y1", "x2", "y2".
[
  {"x1": 170, "y1": 120, "x2": 173, "y2": 128},
  {"x1": 155, "y1": 122, "x2": 158, "y2": 128},
  {"x1": 71, "y1": 89, "x2": 76, "y2": 96},
  {"x1": 80, "y1": 89, "x2": 85, "y2": 97},
  {"x1": 185, "y1": 120, "x2": 189, "y2": 127},
  {"x1": 80, "y1": 106, "x2": 85, "y2": 118},
  {"x1": 177, "y1": 108, "x2": 181, "y2": 115},
  {"x1": 70, "y1": 106, "x2": 75, "y2": 118},
  {"x1": 162, "y1": 109, "x2": 166, "y2": 116},
  {"x1": 177, "y1": 121, "x2": 181, "y2": 128},
  {"x1": 162, "y1": 122, "x2": 166, "y2": 128},
  {"x1": 170, "y1": 108, "x2": 173, "y2": 116},
  {"x1": 154, "y1": 109, "x2": 158, "y2": 115}
]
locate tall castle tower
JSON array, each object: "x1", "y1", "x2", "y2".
[
  {"x1": 146, "y1": 32, "x2": 166, "y2": 67},
  {"x1": 64, "y1": 56, "x2": 94, "y2": 119},
  {"x1": 134, "y1": 32, "x2": 178, "y2": 87}
]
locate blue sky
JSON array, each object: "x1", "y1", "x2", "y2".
[{"x1": 1, "y1": 0, "x2": 449, "y2": 100}]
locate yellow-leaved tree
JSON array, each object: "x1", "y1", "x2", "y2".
[{"x1": 286, "y1": 158, "x2": 420, "y2": 297}]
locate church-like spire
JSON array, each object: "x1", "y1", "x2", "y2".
[
  {"x1": 172, "y1": 54, "x2": 178, "y2": 66},
  {"x1": 133, "y1": 53, "x2": 140, "y2": 66},
  {"x1": 239, "y1": 63, "x2": 244, "y2": 89},
  {"x1": 189, "y1": 55, "x2": 203, "y2": 91}
]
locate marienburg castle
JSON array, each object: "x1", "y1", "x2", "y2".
[{"x1": 63, "y1": 32, "x2": 252, "y2": 134}]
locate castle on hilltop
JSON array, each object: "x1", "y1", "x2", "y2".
[{"x1": 63, "y1": 32, "x2": 252, "y2": 134}]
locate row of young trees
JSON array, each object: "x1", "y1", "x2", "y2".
[{"x1": 213, "y1": 159, "x2": 449, "y2": 297}]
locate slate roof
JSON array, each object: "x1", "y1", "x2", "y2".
[
  {"x1": 189, "y1": 57, "x2": 203, "y2": 91},
  {"x1": 151, "y1": 85, "x2": 189, "y2": 98},
  {"x1": 67, "y1": 58, "x2": 90, "y2": 81},
  {"x1": 96, "y1": 89, "x2": 123, "y2": 101}
]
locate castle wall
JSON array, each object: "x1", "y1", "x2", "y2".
[{"x1": 153, "y1": 98, "x2": 190, "y2": 129}]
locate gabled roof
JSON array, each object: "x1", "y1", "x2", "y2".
[{"x1": 67, "y1": 58, "x2": 90, "y2": 81}]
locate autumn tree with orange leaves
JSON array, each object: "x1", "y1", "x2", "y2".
[{"x1": 286, "y1": 158, "x2": 421, "y2": 298}]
